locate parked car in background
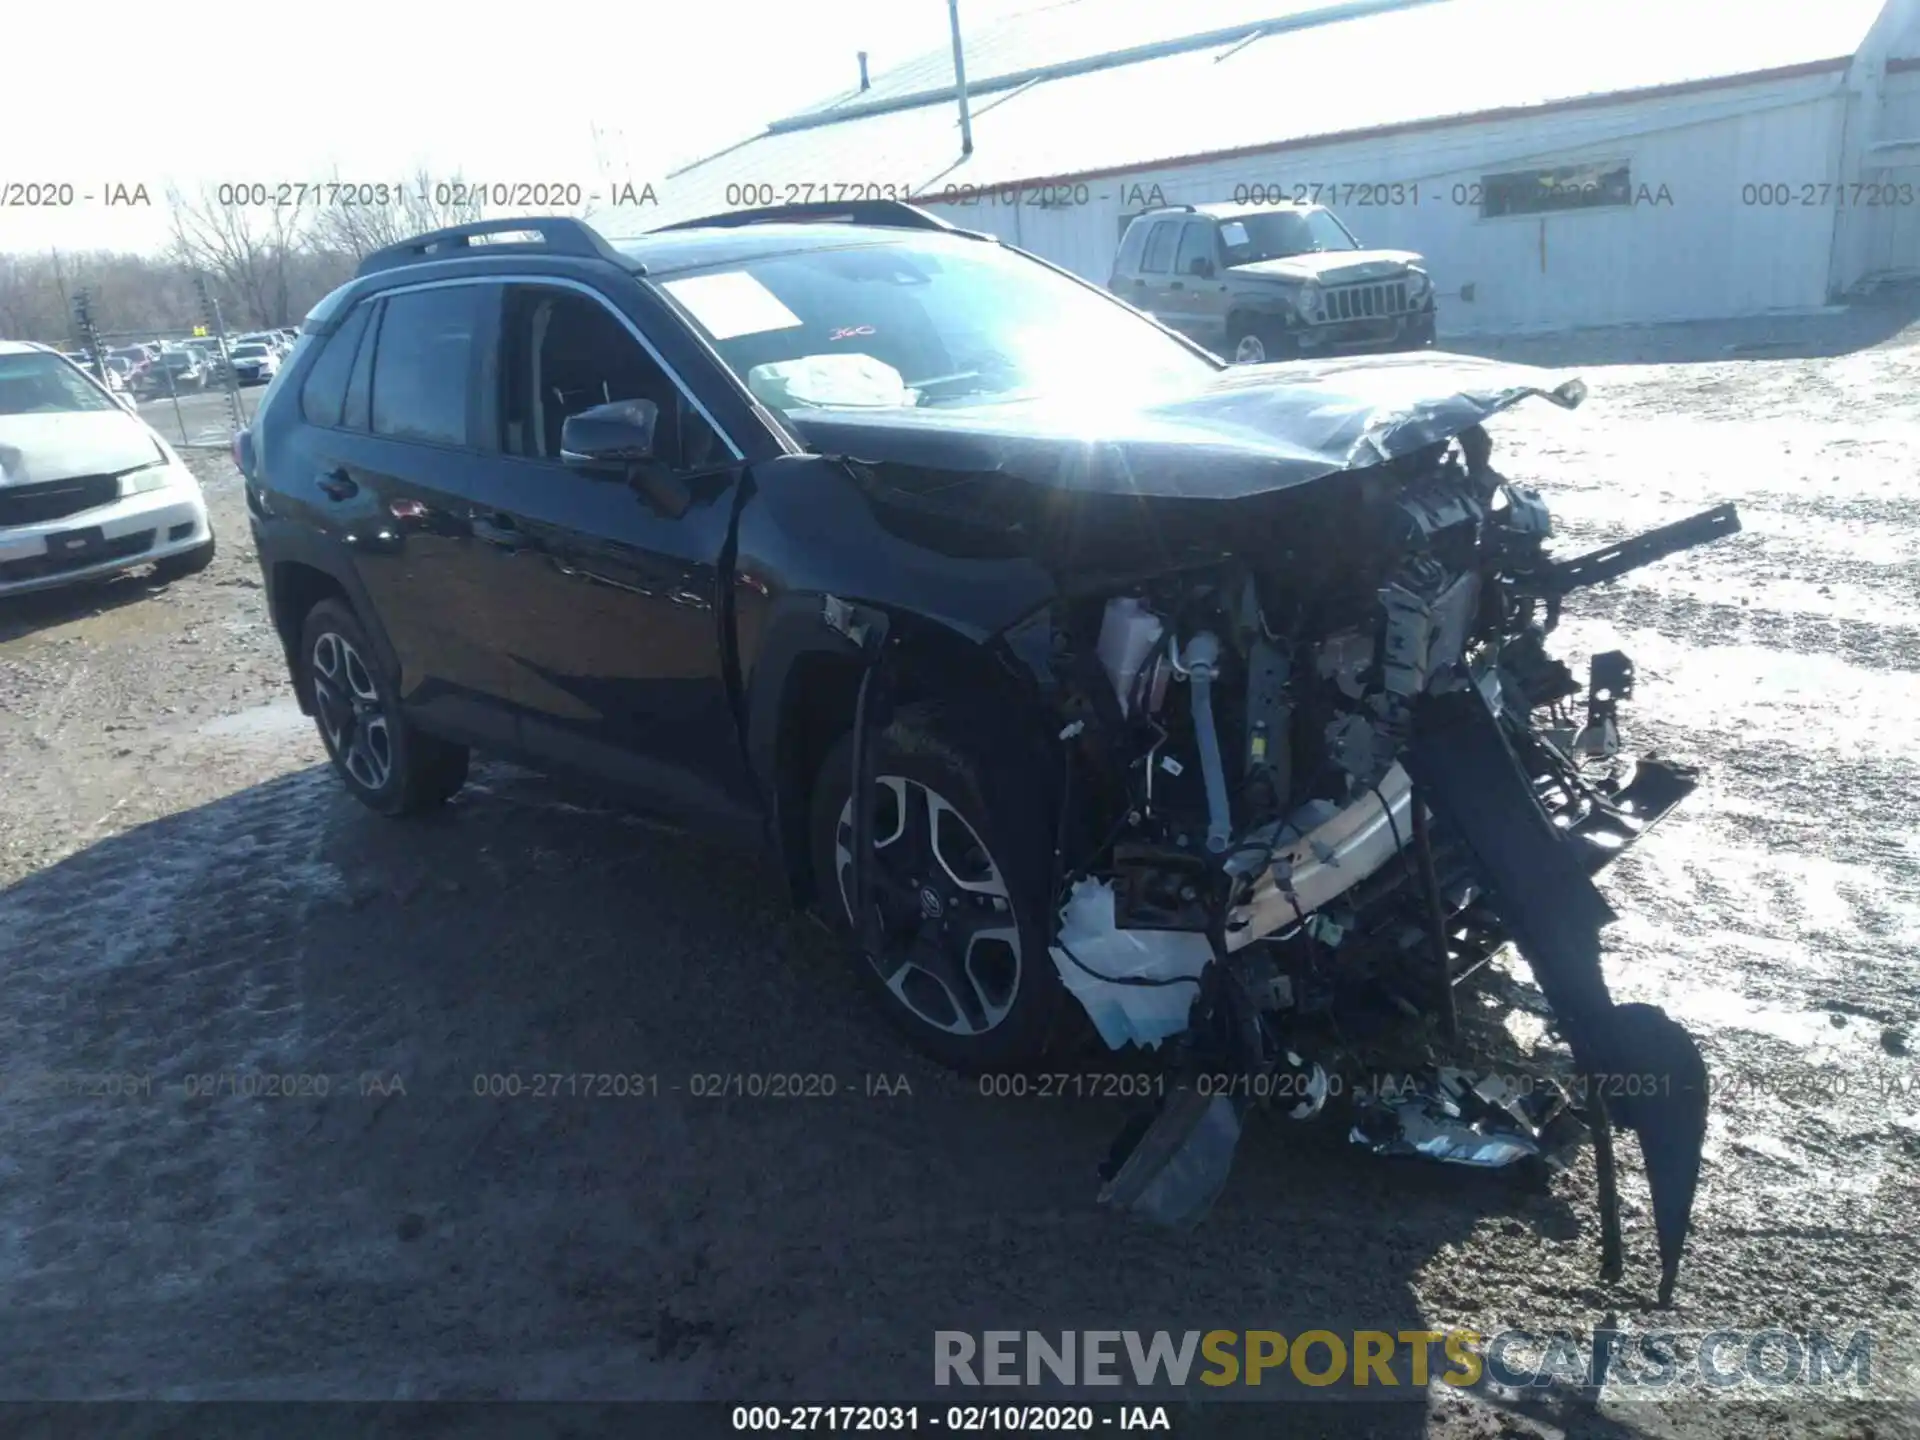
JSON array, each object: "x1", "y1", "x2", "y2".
[
  {"x1": 70, "y1": 355, "x2": 129, "y2": 393},
  {"x1": 1112, "y1": 202, "x2": 1437, "y2": 365},
  {"x1": 108, "y1": 347, "x2": 155, "y2": 387},
  {"x1": 0, "y1": 341, "x2": 216, "y2": 596},
  {"x1": 227, "y1": 342, "x2": 279, "y2": 385},
  {"x1": 137, "y1": 348, "x2": 210, "y2": 396},
  {"x1": 191, "y1": 340, "x2": 232, "y2": 379}
]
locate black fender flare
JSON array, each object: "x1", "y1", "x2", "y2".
[
  {"x1": 744, "y1": 591, "x2": 883, "y2": 903},
  {"x1": 744, "y1": 590, "x2": 1067, "y2": 906},
  {"x1": 258, "y1": 522, "x2": 401, "y2": 715}
]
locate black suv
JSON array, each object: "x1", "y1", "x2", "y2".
[{"x1": 245, "y1": 206, "x2": 1735, "y2": 1286}]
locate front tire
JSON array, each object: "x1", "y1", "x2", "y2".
[
  {"x1": 299, "y1": 598, "x2": 469, "y2": 816},
  {"x1": 1227, "y1": 315, "x2": 1294, "y2": 366},
  {"x1": 809, "y1": 703, "x2": 1070, "y2": 1073}
]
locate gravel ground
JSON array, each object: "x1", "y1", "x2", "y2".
[{"x1": 2, "y1": 296, "x2": 1919, "y2": 1437}]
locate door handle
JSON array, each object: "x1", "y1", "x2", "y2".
[
  {"x1": 470, "y1": 512, "x2": 524, "y2": 550},
  {"x1": 317, "y1": 469, "x2": 358, "y2": 501}
]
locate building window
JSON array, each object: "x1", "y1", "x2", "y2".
[{"x1": 1480, "y1": 161, "x2": 1631, "y2": 218}]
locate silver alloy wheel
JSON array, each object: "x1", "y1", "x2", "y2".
[
  {"x1": 1232, "y1": 332, "x2": 1267, "y2": 365},
  {"x1": 310, "y1": 631, "x2": 393, "y2": 792},
  {"x1": 834, "y1": 776, "x2": 1022, "y2": 1037}
]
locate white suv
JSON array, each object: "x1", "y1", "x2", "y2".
[{"x1": 0, "y1": 342, "x2": 216, "y2": 597}]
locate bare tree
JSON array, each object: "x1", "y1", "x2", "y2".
[
  {"x1": 166, "y1": 183, "x2": 310, "y2": 329},
  {"x1": 2, "y1": 176, "x2": 504, "y2": 347},
  {"x1": 0, "y1": 255, "x2": 54, "y2": 341},
  {"x1": 307, "y1": 168, "x2": 485, "y2": 263}
]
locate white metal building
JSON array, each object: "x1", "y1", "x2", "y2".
[{"x1": 631, "y1": 0, "x2": 1920, "y2": 336}]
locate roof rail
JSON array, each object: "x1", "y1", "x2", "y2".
[
  {"x1": 650, "y1": 199, "x2": 969, "y2": 235},
  {"x1": 354, "y1": 216, "x2": 631, "y2": 278},
  {"x1": 1141, "y1": 203, "x2": 1198, "y2": 213}
]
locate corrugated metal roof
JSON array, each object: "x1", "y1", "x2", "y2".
[
  {"x1": 632, "y1": 0, "x2": 1886, "y2": 233},
  {"x1": 785, "y1": 0, "x2": 1383, "y2": 121}
]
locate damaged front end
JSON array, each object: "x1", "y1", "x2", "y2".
[{"x1": 1022, "y1": 416, "x2": 1739, "y2": 1306}]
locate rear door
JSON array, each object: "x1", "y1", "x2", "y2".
[
  {"x1": 295, "y1": 281, "x2": 523, "y2": 747},
  {"x1": 455, "y1": 278, "x2": 761, "y2": 834},
  {"x1": 1127, "y1": 219, "x2": 1182, "y2": 320}
]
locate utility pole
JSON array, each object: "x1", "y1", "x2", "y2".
[
  {"x1": 70, "y1": 289, "x2": 108, "y2": 388},
  {"x1": 158, "y1": 346, "x2": 189, "y2": 443},
  {"x1": 948, "y1": 0, "x2": 974, "y2": 157}
]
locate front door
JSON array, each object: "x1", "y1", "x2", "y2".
[
  {"x1": 1171, "y1": 220, "x2": 1230, "y2": 350},
  {"x1": 461, "y1": 280, "x2": 761, "y2": 835}
]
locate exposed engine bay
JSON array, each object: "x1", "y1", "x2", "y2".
[
  {"x1": 823, "y1": 356, "x2": 1744, "y2": 1306},
  {"x1": 1028, "y1": 426, "x2": 1740, "y2": 1305}
]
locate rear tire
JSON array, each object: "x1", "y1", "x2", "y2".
[
  {"x1": 299, "y1": 597, "x2": 469, "y2": 817},
  {"x1": 809, "y1": 703, "x2": 1070, "y2": 1073}
]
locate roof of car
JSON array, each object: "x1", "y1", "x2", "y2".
[
  {"x1": 303, "y1": 210, "x2": 996, "y2": 332},
  {"x1": 1137, "y1": 201, "x2": 1317, "y2": 221},
  {"x1": 0, "y1": 340, "x2": 54, "y2": 356},
  {"x1": 608, "y1": 221, "x2": 968, "y2": 277}
]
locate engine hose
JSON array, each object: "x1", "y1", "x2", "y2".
[{"x1": 1181, "y1": 631, "x2": 1233, "y2": 854}]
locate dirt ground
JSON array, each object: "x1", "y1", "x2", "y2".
[{"x1": 2, "y1": 293, "x2": 1919, "y2": 1438}]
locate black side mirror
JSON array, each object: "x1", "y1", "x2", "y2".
[
  {"x1": 561, "y1": 398, "x2": 692, "y2": 517},
  {"x1": 560, "y1": 398, "x2": 658, "y2": 468},
  {"x1": 1189, "y1": 257, "x2": 1215, "y2": 278}
]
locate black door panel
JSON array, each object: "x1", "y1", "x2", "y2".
[
  {"x1": 315, "y1": 433, "x2": 522, "y2": 748},
  {"x1": 473, "y1": 455, "x2": 759, "y2": 833}
]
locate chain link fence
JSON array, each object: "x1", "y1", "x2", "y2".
[{"x1": 85, "y1": 324, "x2": 265, "y2": 451}]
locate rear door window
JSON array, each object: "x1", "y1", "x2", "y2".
[
  {"x1": 369, "y1": 286, "x2": 483, "y2": 446},
  {"x1": 1141, "y1": 221, "x2": 1180, "y2": 273}
]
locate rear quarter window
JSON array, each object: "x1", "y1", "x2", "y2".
[
  {"x1": 253, "y1": 332, "x2": 312, "y2": 425},
  {"x1": 1141, "y1": 221, "x2": 1180, "y2": 273},
  {"x1": 298, "y1": 300, "x2": 375, "y2": 428}
]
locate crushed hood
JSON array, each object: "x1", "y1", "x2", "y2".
[
  {"x1": 787, "y1": 351, "x2": 1587, "y2": 501},
  {"x1": 0, "y1": 411, "x2": 161, "y2": 487},
  {"x1": 1230, "y1": 249, "x2": 1425, "y2": 284}
]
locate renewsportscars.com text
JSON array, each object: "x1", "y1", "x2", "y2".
[{"x1": 933, "y1": 1328, "x2": 1876, "y2": 1394}]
